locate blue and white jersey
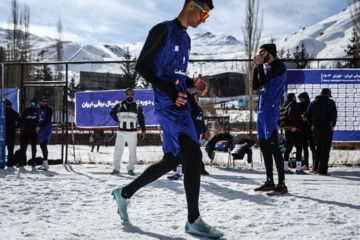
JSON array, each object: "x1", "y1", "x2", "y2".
[
  {"x1": 150, "y1": 21, "x2": 191, "y2": 110},
  {"x1": 257, "y1": 63, "x2": 287, "y2": 113}
]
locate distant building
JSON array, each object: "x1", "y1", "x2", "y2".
[
  {"x1": 78, "y1": 71, "x2": 122, "y2": 90},
  {"x1": 200, "y1": 72, "x2": 246, "y2": 97}
]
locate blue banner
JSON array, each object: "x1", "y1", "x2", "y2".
[
  {"x1": 0, "y1": 101, "x2": 5, "y2": 169},
  {"x1": 75, "y1": 89, "x2": 158, "y2": 127},
  {"x1": 0, "y1": 89, "x2": 19, "y2": 112},
  {"x1": 286, "y1": 69, "x2": 360, "y2": 142}
]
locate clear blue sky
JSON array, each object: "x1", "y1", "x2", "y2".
[{"x1": 0, "y1": 0, "x2": 351, "y2": 45}]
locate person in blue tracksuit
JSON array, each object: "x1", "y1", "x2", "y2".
[
  {"x1": 36, "y1": 96, "x2": 53, "y2": 170},
  {"x1": 253, "y1": 43, "x2": 288, "y2": 196},
  {"x1": 111, "y1": 1, "x2": 223, "y2": 238}
]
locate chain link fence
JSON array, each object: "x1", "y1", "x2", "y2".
[{"x1": 2, "y1": 58, "x2": 358, "y2": 167}]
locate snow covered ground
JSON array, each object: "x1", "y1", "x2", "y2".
[{"x1": 1, "y1": 147, "x2": 360, "y2": 240}]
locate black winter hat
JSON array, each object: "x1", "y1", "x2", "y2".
[{"x1": 260, "y1": 43, "x2": 277, "y2": 58}]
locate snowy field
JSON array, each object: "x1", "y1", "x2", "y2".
[{"x1": 1, "y1": 147, "x2": 360, "y2": 240}]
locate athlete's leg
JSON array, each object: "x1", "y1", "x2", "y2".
[
  {"x1": 122, "y1": 152, "x2": 180, "y2": 198},
  {"x1": 267, "y1": 130, "x2": 285, "y2": 185},
  {"x1": 259, "y1": 138, "x2": 274, "y2": 183},
  {"x1": 179, "y1": 134, "x2": 202, "y2": 223}
]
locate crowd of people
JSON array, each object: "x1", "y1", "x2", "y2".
[{"x1": 5, "y1": 96, "x2": 52, "y2": 170}]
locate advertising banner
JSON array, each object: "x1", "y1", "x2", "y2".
[
  {"x1": 286, "y1": 69, "x2": 360, "y2": 142},
  {"x1": 0, "y1": 89, "x2": 19, "y2": 111},
  {"x1": 75, "y1": 89, "x2": 158, "y2": 127}
]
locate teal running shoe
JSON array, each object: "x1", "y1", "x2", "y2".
[
  {"x1": 110, "y1": 169, "x2": 120, "y2": 175},
  {"x1": 111, "y1": 188, "x2": 129, "y2": 221},
  {"x1": 185, "y1": 216, "x2": 224, "y2": 238},
  {"x1": 128, "y1": 170, "x2": 135, "y2": 176}
]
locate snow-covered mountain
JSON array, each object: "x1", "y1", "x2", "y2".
[{"x1": 0, "y1": 4, "x2": 354, "y2": 74}]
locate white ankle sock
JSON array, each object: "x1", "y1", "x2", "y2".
[
  {"x1": 296, "y1": 161, "x2": 302, "y2": 171},
  {"x1": 43, "y1": 160, "x2": 48, "y2": 166},
  {"x1": 176, "y1": 164, "x2": 182, "y2": 175},
  {"x1": 284, "y1": 161, "x2": 289, "y2": 171}
]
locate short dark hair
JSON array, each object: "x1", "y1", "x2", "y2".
[
  {"x1": 125, "y1": 88, "x2": 134, "y2": 94},
  {"x1": 184, "y1": 0, "x2": 214, "y2": 10},
  {"x1": 40, "y1": 96, "x2": 48, "y2": 101},
  {"x1": 287, "y1": 93, "x2": 296, "y2": 100},
  {"x1": 5, "y1": 99, "x2": 12, "y2": 106}
]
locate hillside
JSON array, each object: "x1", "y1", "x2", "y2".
[{"x1": 0, "y1": 4, "x2": 354, "y2": 78}]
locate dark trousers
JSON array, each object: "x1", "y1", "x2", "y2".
[
  {"x1": 6, "y1": 131, "x2": 16, "y2": 167},
  {"x1": 312, "y1": 126, "x2": 333, "y2": 175},
  {"x1": 91, "y1": 138, "x2": 100, "y2": 152},
  {"x1": 123, "y1": 134, "x2": 202, "y2": 223},
  {"x1": 301, "y1": 128, "x2": 315, "y2": 167},
  {"x1": 259, "y1": 130, "x2": 285, "y2": 185},
  {"x1": 284, "y1": 130, "x2": 303, "y2": 162},
  {"x1": 20, "y1": 133, "x2": 38, "y2": 165},
  {"x1": 40, "y1": 140, "x2": 48, "y2": 160}
]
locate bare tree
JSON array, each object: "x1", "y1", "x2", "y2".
[
  {"x1": 56, "y1": 17, "x2": 63, "y2": 79},
  {"x1": 349, "y1": 0, "x2": 360, "y2": 67},
  {"x1": 242, "y1": 0, "x2": 263, "y2": 131},
  {"x1": 5, "y1": 0, "x2": 31, "y2": 89}
]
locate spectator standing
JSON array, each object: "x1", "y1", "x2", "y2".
[
  {"x1": 5, "y1": 99, "x2": 20, "y2": 168},
  {"x1": 109, "y1": 88, "x2": 145, "y2": 176},
  {"x1": 104, "y1": 135, "x2": 110, "y2": 147},
  {"x1": 252, "y1": 43, "x2": 288, "y2": 196},
  {"x1": 297, "y1": 92, "x2": 315, "y2": 171},
  {"x1": 19, "y1": 99, "x2": 39, "y2": 167},
  {"x1": 279, "y1": 93, "x2": 304, "y2": 174},
  {"x1": 91, "y1": 130, "x2": 102, "y2": 152},
  {"x1": 306, "y1": 88, "x2": 337, "y2": 176},
  {"x1": 36, "y1": 96, "x2": 53, "y2": 170}
]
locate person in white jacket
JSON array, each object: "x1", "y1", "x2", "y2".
[{"x1": 109, "y1": 88, "x2": 146, "y2": 175}]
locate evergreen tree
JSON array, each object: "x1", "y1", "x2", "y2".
[
  {"x1": 118, "y1": 49, "x2": 143, "y2": 89},
  {"x1": 344, "y1": 27, "x2": 360, "y2": 68},
  {"x1": 293, "y1": 42, "x2": 309, "y2": 69},
  {"x1": 69, "y1": 77, "x2": 77, "y2": 100}
]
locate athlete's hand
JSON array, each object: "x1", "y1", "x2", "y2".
[
  {"x1": 36, "y1": 126, "x2": 40, "y2": 134},
  {"x1": 174, "y1": 80, "x2": 187, "y2": 107},
  {"x1": 140, "y1": 132, "x2": 146, "y2": 140},
  {"x1": 194, "y1": 78, "x2": 208, "y2": 97},
  {"x1": 253, "y1": 54, "x2": 264, "y2": 67},
  {"x1": 291, "y1": 127, "x2": 296, "y2": 132}
]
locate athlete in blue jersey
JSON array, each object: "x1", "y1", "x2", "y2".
[
  {"x1": 111, "y1": 1, "x2": 223, "y2": 238},
  {"x1": 36, "y1": 96, "x2": 53, "y2": 170},
  {"x1": 252, "y1": 44, "x2": 288, "y2": 196}
]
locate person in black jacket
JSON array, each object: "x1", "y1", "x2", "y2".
[
  {"x1": 306, "y1": 88, "x2": 337, "y2": 176},
  {"x1": 297, "y1": 92, "x2": 315, "y2": 171},
  {"x1": 19, "y1": 99, "x2": 39, "y2": 166},
  {"x1": 279, "y1": 93, "x2": 304, "y2": 174},
  {"x1": 109, "y1": 88, "x2": 145, "y2": 176},
  {"x1": 5, "y1": 99, "x2": 20, "y2": 167}
]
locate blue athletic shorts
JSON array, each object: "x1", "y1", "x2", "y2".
[
  {"x1": 257, "y1": 111, "x2": 279, "y2": 140},
  {"x1": 155, "y1": 107, "x2": 199, "y2": 156}
]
